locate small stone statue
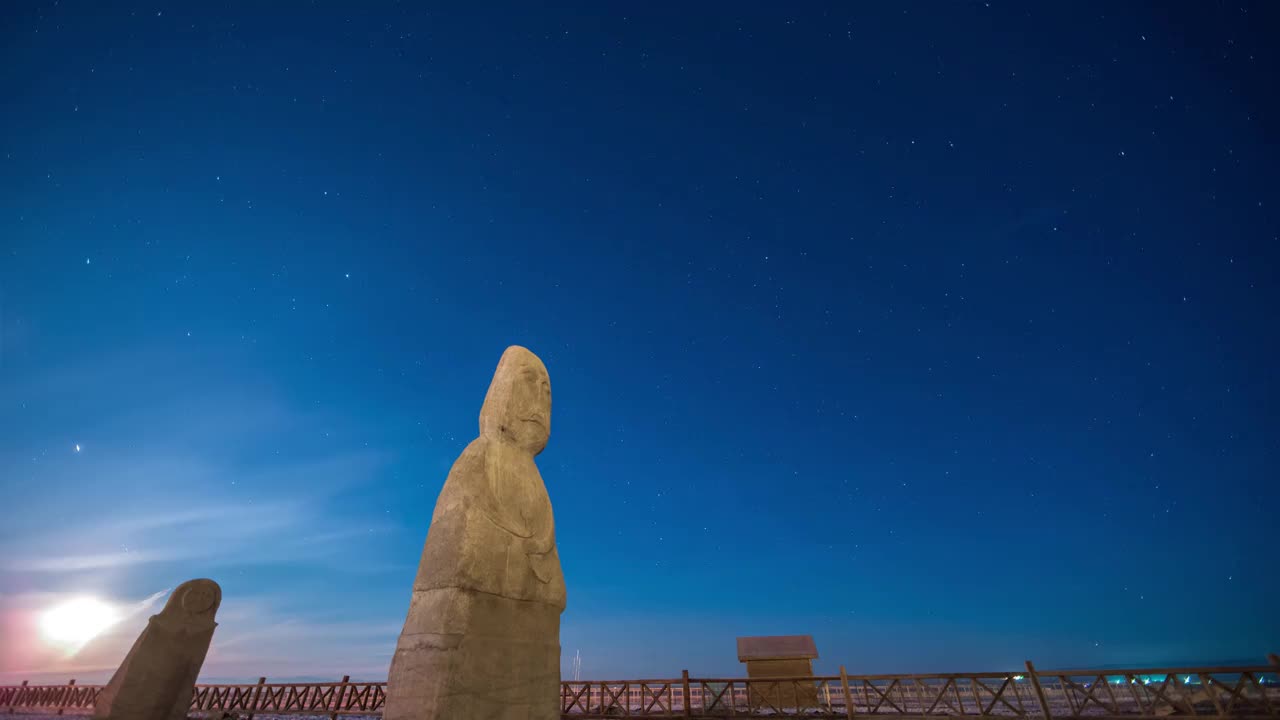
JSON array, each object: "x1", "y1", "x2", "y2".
[
  {"x1": 92, "y1": 578, "x2": 221, "y2": 720},
  {"x1": 385, "y1": 345, "x2": 567, "y2": 720}
]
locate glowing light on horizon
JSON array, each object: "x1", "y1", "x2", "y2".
[{"x1": 39, "y1": 597, "x2": 120, "y2": 654}]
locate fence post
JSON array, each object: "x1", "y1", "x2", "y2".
[
  {"x1": 1268, "y1": 654, "x2": 1280, "y2": 698},
  {"x1": 56, "y1": 679, "x2": 75, "y2": 716},
  {"x1": 330, "y1": 675, "x2": 350, "y2": 720},
  {"x1": 1025, "y1": 661, "x2": 1052, "y2": 720},
  {"x1": 9, "y1": 679, "x2": 28, "y2": 713},
  {"x1": 682, "y1": 669, "x2": 693, "y2": 718},
  {"x1": 247, "y1": 676, "x2": 266, "y2": 720},
  {"x1": 839, "y1": 665, "x2": 855, "y2": 719}
]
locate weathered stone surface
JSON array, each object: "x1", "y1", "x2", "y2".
[
  {"x1": 385, "y1": 346, "x2": 566, "y2": 720},
  {"x1": 92, "y1": 578, "x2": 221, "y2": 720}
]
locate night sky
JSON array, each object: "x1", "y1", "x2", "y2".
[{"x1": 2, "y1": 1, "x2": 1278, "y2": 684}]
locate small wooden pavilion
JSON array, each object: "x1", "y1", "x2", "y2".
[{"x1": 736, "y1": 635, "x2": 820, "y2": 709}]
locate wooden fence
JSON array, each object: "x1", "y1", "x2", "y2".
[{"x1": 3, "y1": 656, "x2": 1278, "y2": 719}]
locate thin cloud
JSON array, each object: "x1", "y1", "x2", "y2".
[
  {"x1": 1, "y1": 590, "x2": 391, "y2": 683},
  {"x1": 0, "y1": 465, "x2": 397, "y2": 575},
  {"x1": 0, "y1": 587, "x2": 172, "y2": 680},
  {"x1": 1, "y1": 500, "x2": 308, "y2": 574},
  {"x1": 4, "y1": 551, "x2": 183, "y2": 573},
  {"x1": 0, "y1": 344, "x2": 404, "y2": 681}
]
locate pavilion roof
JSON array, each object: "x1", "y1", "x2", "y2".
[{"x1": 736, "y1": 635, "x2": 819, "y2": 662}]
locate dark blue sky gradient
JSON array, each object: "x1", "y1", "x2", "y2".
[{"x1": 1, "y1": 1, "x2": 1277, "y2": 681}]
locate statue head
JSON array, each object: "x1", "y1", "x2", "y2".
[
  {"x1": 160, "y1": 578, "x2": 221, "y2": 623},
  {"x1": 479, "y1": 345, "x2": 551, "y2": 455}
]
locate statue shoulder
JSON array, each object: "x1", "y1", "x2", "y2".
[
  {"x1": 438, "y1": 438, "x2": 492, "y2": 491},
  {"x1": 433, "y1": 437, "x2": 513, "y2": 520}
]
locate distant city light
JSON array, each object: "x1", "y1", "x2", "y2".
[{"x1": 1013, "y1": 675, "x2": 1024, "y2": 681}]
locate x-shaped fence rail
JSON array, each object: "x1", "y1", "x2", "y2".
[{"x1": 3, "y1": 656, "x2": 1277, "y2": 719}]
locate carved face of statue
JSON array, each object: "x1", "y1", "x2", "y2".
[
  {"x1": 162, "y1": 578, "x2": 222, "y2": 619},
  {"x1": 479, "y1": 346, "x2": 552, "y2": 455},
  {"x1": 182, "y1": 583, "x2": 218, "y2": 614}
]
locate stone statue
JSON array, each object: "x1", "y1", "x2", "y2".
[
  {"x1": 92, "y1": 578, "x2": 221, "y2": 720},
  {"x1": 385, "y1": 345, "x2": 567, "y2": 720}
]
